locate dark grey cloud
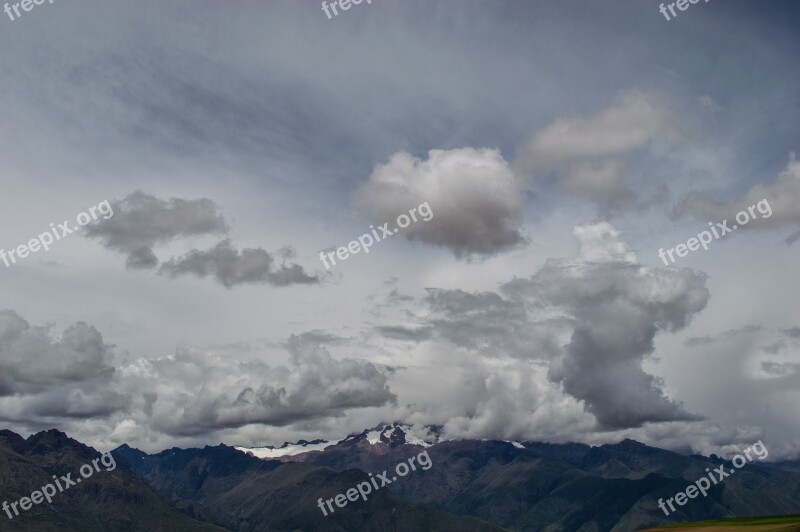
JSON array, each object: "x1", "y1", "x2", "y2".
[
  {"x1": 761, "y1": 361, "x2": 800, "y2": 378},
  {"x1": 375, "y1": 325, "x2": 434, "y2": 342},
  {"x1": 84, "y1": 192, "x2": 317, "y2": 287},
  {"x1": 684, "y1": 336, "x2": 712, "y2": 348},
  {"x1": 159, "y1": 239, "x2": 318, "y2": 288},
  {"x1": 137, "y1": 333, "x2": 396, "y2": 436},
  {"x1": 84, "y1": 191, "x2": 227, "y2": 268},
  {"x1": 0, "y1": 311, "x2": 395, "y2": 438},
  {"x1": 0, "y1": 310, "x2": 127, "y2": 420},
  {"x1": 502, "y1": 226, "x2": 708, "y2": 428}
]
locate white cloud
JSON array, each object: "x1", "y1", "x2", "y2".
[
  {"x1": 515, "y1": 90, "x2": 679, "y2": 173},
  {"x1": 356, "y1": 147, "x2": 526, "y2": 258}
]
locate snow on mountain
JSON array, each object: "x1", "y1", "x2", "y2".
[
  {"x1": 237, "y1": 423, "x2": 441, "y2": 459},
  {"x1": 236, "y1": 438, "x2": 340, "y2": 459}
]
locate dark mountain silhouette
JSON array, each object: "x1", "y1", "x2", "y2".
[
  {"x1": 113, "y1": 442, "x2": 506, "y2": 532},
  {"x1": 3, "y1": 425, "x2": 800, "y2": 531},
  {"x1": 0, "y1": 429, "x2": 223, "y2": 531},
  {"x1": 234, "y1": 424, "x2": 800, "y2": 531}
]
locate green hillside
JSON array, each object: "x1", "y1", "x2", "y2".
[{"x1": 640, "y1": 513, "x2": 800, "y2": 531}]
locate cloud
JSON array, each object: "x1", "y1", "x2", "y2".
[
  {"x1": 781, "y1": 326, "x2": 800, "y2": 338},
  {"x1": 356, "y1": 147, "x2": 526, "y2": 258},
  {"x1": 697, "y1": 95, "x2": 722, "y2": 113},
  {"x1": 571, "y1": 222, "x2": 638, "y2": 263},
  {"x1": 126, "y1": 333, "x2": 396, "y2": 436},
  {"x1": 380, "y1": 223, "x2": 708, "y2": 430},
  {"x1": 761, "y1": 360, "x2": 800, "y2": 377},
  {"x1": 85, "y1": 192, "x2": 316, "y2": 287},
  {"x1": 374, "y1": 325, "x2": 434, "y2": 342},
  {"x1": 681, "y1": 153, "x2": 800, "y2": 238},
  {"x1": 398, "y1": 359, "x2": 596, "y2": 444},
  {"x1": 515, "y1": 90, "x2": 678, "y2": 173},
  {"x1": 419, "y1": 288, "x2": 562, "y2": 359},
  {"x1": 84, "y1": 191, "x2": 227, "y2": 268},
  {"x1": 0, "y1": 312, "x2": 396, "y2": 440},
  {"x1": 502, "y1": 223, "x2": 708, "y2": 428},
  {"x1": 159, "y1": 239, "x2": 318, "y2": 287},
  {"x1": 0, "y1": 310, "x2": 127, "y2": 420},
  {"x1": 560, "y1": 159, "x2": 635, "y2": 208}
]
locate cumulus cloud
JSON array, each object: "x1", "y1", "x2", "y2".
[
  {"x1": 356, "y1": 147, "x2": 526, "y2": 258},
  {"x1": 395, "y1": 359, "x2": 596, "y2": 443},
  {"x1": 515, "y1": 90, "x2": 678, "y2": 172},
  {"x1": 121, "y1": 333, "x2": 395, "y2": 436},
  {"x1": 503, "y1": 223, "x2": 708, "y2": 428},
  {"x1": 378, "y1": 223, "x2": 708, "y2": 430},
  {"x1": 84, "y1": 191, "x2": 227, "y2": 268},
  {"x1": 159, "y1": 239, "x2": 318, "y2": 287},
  {"x1": 0, "y1": 310, "x2": 127, "y2": 420},
  {"x1": 0, "y1": 312, "x2": 396, "y2": 442},
  {"x1": 681, "y1": 153, "x2": 800, "y2": 241}
]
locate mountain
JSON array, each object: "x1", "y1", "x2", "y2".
[
  {"x1": 0, "y1": 429, "x2": 224, "y2": 531},
  {"x1": 235, "y1": 422, "x2": 440, "y2": 461},
  {"x1": 4, "y1": 425, "x2": 800, "y2": 531},
  {"x1": 235, "y1": 424, "x2": 800, "y2": 532},
  {"x1": 113, "y1": 441, "x2": 506, "y2": 532}
]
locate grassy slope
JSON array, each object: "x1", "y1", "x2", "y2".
[{"x1": 639, "y1": 513, "x2": 800, "y2": 531}]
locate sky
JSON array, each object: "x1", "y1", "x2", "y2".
[{"x1": 0, "y1": 0, "x2": 799, "y2": 458}]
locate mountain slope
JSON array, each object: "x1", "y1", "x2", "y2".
[
  {"x1": 114, "y1": 442, "x2": 506, "y2": 532},
  {"x1": 242, "y1": 424, "x2": 800, "y2": 532},
  {"x1": 0, "y1": 429, "x2": 224, "y2": 532}
]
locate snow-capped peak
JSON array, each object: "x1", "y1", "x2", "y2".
[
  {"x1": 236, "y1": 438, "x2": 339, "y2": 459},
  {"x1": 236, "y1": 422, "x2": 443, "y2": 460},
  {"x1": 363, "y1": 422, "x2": 437, "y2": 448}
]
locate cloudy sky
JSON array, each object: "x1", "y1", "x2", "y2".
[{"x1": 1, "y1": 0, "x2": 799, "y2": 458}]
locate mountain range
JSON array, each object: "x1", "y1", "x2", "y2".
[{"x1": 2, "y1": 423, "x2": 800, "y2": 531}]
